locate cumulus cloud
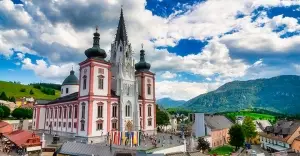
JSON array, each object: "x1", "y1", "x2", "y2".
[
  {"x1": 156, "y1": 80, "x2": 221, "y2": 100},
  {"x1": 21, "y1": 57, "x2": 79, "y2": 82},
  {"x1": 161, "y1": 71, "x2": 177, "y2": 79}
]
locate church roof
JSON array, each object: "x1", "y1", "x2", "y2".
[
  {"x1": 84, "y1": 28, "x2": 107, "y2": 60},
  {"x1": 115, "y1": 7, "x2": 128, "y2": 44},
  {"x1": 62, "y1": 70, "x2": 79, "y2": 85}
]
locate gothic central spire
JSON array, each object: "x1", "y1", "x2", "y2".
[{"x1": 115, "y1": 7, "x2": 128, "y2": 43}]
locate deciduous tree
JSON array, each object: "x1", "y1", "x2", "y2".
[
  {"x1": 242, "y1": 116, "x2": 257, "y2": 142},
  {"x1": 197, "y1": 137, "x2": 210, "y2": 153},
  {"x1": 0, "y1": 105, "x2": 10, "y2": 118},
  {"x1": 0, "y1": 92, "x2": 8, "y2": 101},
  {"x1": 229, "y1": 124, "x2": 245, "y2": 151}
]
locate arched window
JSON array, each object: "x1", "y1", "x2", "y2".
[
  {"x1": 64, "y1": 107, "x2": 67, "y2": 118},
  {"x1": 147, "y1": 84, "x2": 151, "y2": 95},
  {"x1": 81, "y1": 103, "x2": 85, "y2": 119},
  {"x1": 66, "y1": 88, "x2": 69, "y2": 94},
  {"x1": 112, "y1": 105, "x2": 117, "y2": 117},
  {"x1": 74, "y1": 106, "x2": 78, "y2": 119},
  {"x1": 83, "y1": 75, "x2": 87, "y2": 90},
  {"x1": 51, "y1": 109, "x2": 53, "y2": 118},
  {"x1": 97, "y1": 105, "x2": 103, "y2": 118},
  {"x1": 139, "y1": 106, "x2": 142, "y2": 117},
  {"x1": 125, "y1": 102, "x2": 131, "y2": 117},
  {"x1": 98, "y1": 75, "x2": 104, "y2": 89},
  {"x1": 69, "y1": 106, "x2": 72, "y2": 118},
  {"x1": 120, "y1": 46, "x2": 122, "y2": 52},
  {"x1": 148, "y1": 105, "x2": 152, "y2": 117},
  {"x1": 59, "y1": 107, "x2": 62, "y2": 118},
  {"x1": 126, "y1": 52, "x2": 128, "y2": 58},
  {"x1": 81, "y1": 120, "x2": 85, "y2": 131},
  {"x1": 55, "y1": 108, "x2": 57, "y2": 118}
]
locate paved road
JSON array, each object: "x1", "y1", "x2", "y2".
[{"x1": 252, "y1": 145, "x2": 271, "y2": 156}]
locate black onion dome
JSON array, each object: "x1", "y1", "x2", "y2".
[
  {"x1": 135, "y1": 49, "x2": 151, "y2": 72},
  {"x1": 62, "y1": 70, "x2": 79, "y2": 85},
  {"x1": 85, "y1": 29, "x2": 107, "y2": 59}
]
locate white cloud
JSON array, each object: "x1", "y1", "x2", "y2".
[
  {"x1": 161, "y1": 71, "x2": 177, "y2": 79},
  {"x1": 156, "y1": 80, "x2": 221, "y2": 100},
  {"x1": 16, "y1": 53, "x2": 25, "y2": 60},
  {"x1": 21, "y1": 58, "x2": 79, "y2": 82}
]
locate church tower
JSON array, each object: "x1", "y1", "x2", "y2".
[
  {"x1": 110, "y1": 8, "x2": 139, "y2": 132},
  {"x1": 135, "y1": 48, "x2": 156, "y2": 133}
]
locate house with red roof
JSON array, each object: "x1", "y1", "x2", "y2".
[{"x1": 0, "y1": 121, "x2": 13, "y2": 134}]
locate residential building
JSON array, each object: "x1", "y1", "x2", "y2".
[
  {"x1": 0, "y1": 100, "x2": 16, "y2": 111},
  {"x1": 4, "y1": 119, "x2": 32, "y2": 131},
  {"x1": 190, "y1": 113, "x2": 233, "y2": 148},
  {"x1": 259, "y1": 120, "x2": 300, "y2": 153},
  {"x1": 0, "y1": 121, "x2": 13, "y2": 134},
  {"x1": 33, "y1": 8, "x2": 156, "y2": 143},
  {"x1": 254, "y1": 120, "x2": 271, "y2": 133}
]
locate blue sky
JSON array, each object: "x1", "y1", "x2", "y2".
[{"x1": 0, "y1": 0, "x2": 300, "y2": 100}]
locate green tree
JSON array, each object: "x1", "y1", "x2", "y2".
[
  {"x1": 229, "y1": 124, "x2": 245, "y2": 151},
  {"x1": 242, "y1": 116, "x2": 257, "y2": 142},
  {"x1": 156, "y1": 105, "x2": 170, "y2": 126},
  {"x1": 0, "y1": 108, "x2": 4, "y2": 119},
  {"x1": 24, "y1": 109, "x2": 33, "y2": 119},
  {"x1": 0, "y1": 92, "x2": 8, "y2": 101},
  {"x1": 11, "y1": 108, "x2": 25, "y2": 119},
  {"x1": 196, "y1": 137, "x2": 210, "y2": 153},
  {"x1": 0, "y1": 105, "x2": 10, "y2": 118},
  {"x1": 30, "y1": 89, "x2": 34, "y2": 95},
  {"x1": 20, "y1": 88, "x2": 26, "y2": 92},
  {"x1": 9, "y1": 96, "x2": 16, "y2": 103}
]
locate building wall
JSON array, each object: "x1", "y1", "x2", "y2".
[
  {"x1": 78, "y1": 100, "x2": 88, "y2": 136},
  {"x1": 211, "y1": 128, "x2": 230, "y2": 148},
  {"x1": 192, "y1": 113, "x2": 205, "y2": 137},
  {"x1": 61, "y1": 85, "x2": 79, "y2": 97},
  {"x1": 287, "y1": 127, "x2": 300, "y2": 144},
  {"x1": 91, "y1": 100, "x2": 108, "y2": 137},
  {"x1": 292, "y1": 140, "x2": 300, "y2": 153},
  {"x1": 92, "y1": 65, "x2": 109, "y2": 96}
]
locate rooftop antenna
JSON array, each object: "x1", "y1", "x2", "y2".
[{"x1": 141, "y1": 43, "x2": 144, "y2": 50}]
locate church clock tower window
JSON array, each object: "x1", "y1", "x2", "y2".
[
  {"x1": 125, "y1": 103, "x2": 131, "y2": 117},
  {"x1": 81, "y1": 103, "x2": 85, "y2": 119},
  {"x1": 83, "y1": 75, "x2": 87, "y2": 90},
  {"x1": 98, "y1": 75, "x2": 104, "y2": 89},
  {"x1": 147, "y1": 84, "x2": 151, "y2": 95},
  {"x1": 148, "y1": 105, "x2": 152, "y2": 117}
]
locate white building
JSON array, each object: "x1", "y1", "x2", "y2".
[{"x1": 33, "y1": 8, "x2": 156, "y2": 143}]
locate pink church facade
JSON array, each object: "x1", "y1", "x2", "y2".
[{"x1": 32, "y1": 8, "x2": 156, "y2": 143}]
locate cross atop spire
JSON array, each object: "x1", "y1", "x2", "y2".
[
  {"x1": 141, "y1": 43, "x2": 144, "y2": 49},
  {"x1": 115, "y1": 6, "x2": 128, "y2": 43},
  {"x1": 95, "y1": 25, "x2": 99, "y2": 32}
]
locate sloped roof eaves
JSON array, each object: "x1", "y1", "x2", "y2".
[
  {"x1": 47, "y1": 92, "x2": 78, "y2": 105},
  {"x1": 258, "y1": 132, "x2": 288, "y2": 142},
  {"x1": 204, "y1": 115, "x2": 233, "y2": 130}
]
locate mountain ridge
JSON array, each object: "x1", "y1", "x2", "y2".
[
  {"x1": 156, "y1": 97, "x2": 186, "y2": 108},
  {"x1": 183, "y1": 75, "x2": 300, "y2": 114}
]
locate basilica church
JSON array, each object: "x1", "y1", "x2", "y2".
[{"x1": 32, "y1": 8, "x2": 156, "y2": 143}]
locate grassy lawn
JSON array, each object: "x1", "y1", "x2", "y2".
[
  {"x1": 0, "y1": 81, "x2": 60, "y2": 100},
  {"x1": 209, "y1": 145, "x2": 234, "y2": 156},
  {"x1": 225, "y1": 111, "x2": 276, "y2": 122}
]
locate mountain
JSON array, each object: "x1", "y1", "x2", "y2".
[
  {"x1": 183, "y1": 75, "x2": 300, "y2": 114},
  {"x1": 157, "y1": 98, "x2": 186, "y2": 108},
  {"x1": 0, "y1": 81, "x2": 60, "y2": 100}
]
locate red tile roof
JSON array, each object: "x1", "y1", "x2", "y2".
[
  {"x1": 0, "y1": 121, "x2": 13, "y2": 134},
  {"x1": 4, "y1": 130, "x2": 40, "y2": 147}
]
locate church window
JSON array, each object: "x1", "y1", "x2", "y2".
[
  {"x1": 148, "y1": 105, "x2": 152, "y2": 117},
  {"x1": 59, "y1": 107, "x2": 62, "y2": 118},
  {"x1": 68, "y1": 122, "x2": 71, "y2": 128},
  {"x1": 54, "y1": 122, "x2": 56, "y2": 127},
  {"x1": 127, "y1": 85, "x2": 130, "y2": 96},
  {"x1": 46, "y1": 109, "x2": 49, "y2": 118},
  {"x1": 74, "y1": 106, "x2": 78, "y2": 118},
  {"x1": 139, "y1": 106, "x2": 142, "y2": 117},
  {"x1": 97, "y1": 123, "x2": 103, "y2": 130},
  {"x1": 98, "y1": 75, "x2": 104, "y2": 90},
  {"x1": 97, "y1": 105, "x2": 103, "y2": 118},
  {"x1": 55, "y1": 109, "x2": 57, "y2": 118},
  {"x1": 63, "y1": 122, "x2": 66, "y2": 128},
  {"x1": 61, "y1": 88, "x2": 63, "y2": 93},
  {"x1": 69, "y1": 106, "x2": 72, "y2": 118},
  {"x1": 98, "y1": 68, "x2": 104, "y2": 74},
  {"x1": 120, "y1": 46, "x2": 122, "y2": 51},
  {"x1": 112, "y1": 105, "x2": 117, "y2": 117},
  {"x1": 112, "y1": 122, "x2": 117, "y2": 129},
  {"x1": 147, "y1": 84, "x2": 151, "y2": 95},
  {"x1": 81, "y1": 103, "x2": 85, "y2": 119},
  {"x1": 125, "y1": 103, "x2": 131, "y2": 117},
  {"x1": 83, "y1": 75, "x2": 87, "y2": 90},
  {"x1": 126, "y1": 52, "x2": 128, "y2": 58},
  {"x1": 66, "y1": 88, "x2": 69, "y2": 94},
  {"x1": 148, "y1": 120, "x2": 152, "y2": 126},
  {"x1": 59, "y1": 122, "x2": 61, "y2": 127},
  {"x1": 64, "y1": 108, "x2": 67, "y2": 118},
  {"x1": 81, "y1": 121, "x2": 85, "y2": 131},
  {"x1": 51, "y1": 109, "x2": 53, "y2": 118},
  {"x1": 74, "y1": 122, "x2": 77, "y2": 128}
]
